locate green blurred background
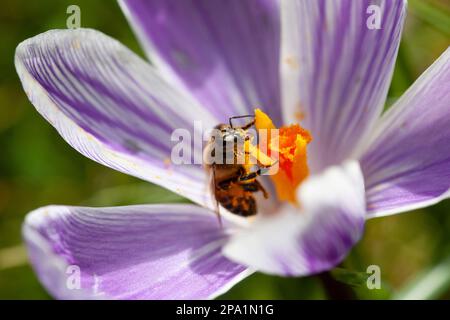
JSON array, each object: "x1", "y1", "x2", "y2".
[{"x1": 0, "y1": 0, "x2": 449, "y2": 299}]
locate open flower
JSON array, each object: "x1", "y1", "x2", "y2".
[{"x1": 15, "y1": 0, "x2": 450, "y2": 299}]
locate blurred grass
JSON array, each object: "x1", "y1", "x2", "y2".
[
  {"x1": 0, "y1": 0, "x2": 449, "y2": 299},
  {"x1": 409, "y1": 0, "x2": 450, "y2": 36},
  {"x1": 393, "y1": 254, "x2": 450, "y2": 300}
]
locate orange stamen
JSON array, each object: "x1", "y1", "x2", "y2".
[{"x1": 254, "y1": 109, "x2": 312, "y2": 204}]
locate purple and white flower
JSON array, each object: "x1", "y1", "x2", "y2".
[{"x1": 15, "y1": 0, "x2": 450, "y2": 299}]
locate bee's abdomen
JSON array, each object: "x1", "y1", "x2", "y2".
[{"x1": 217, "y1": 191, "x2": 257, "y2": 217}]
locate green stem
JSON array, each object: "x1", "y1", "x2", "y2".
[{"x1": 317, "y1": 271, "x2": 356, "y2": 300}]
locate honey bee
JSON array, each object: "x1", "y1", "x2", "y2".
[{"x1": 204, "y1": 115, "x2": 273, "y2": 217}]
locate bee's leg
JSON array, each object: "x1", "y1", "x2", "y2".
[
  {"x1": 238, "y1": 165, "x2": 271, "y2": 181},
  {"x1": 255, "y1": 180, "x2": 269, "y2": 198},
  {"x1": 238, "y1": 169, "x2": 261, "y2": 182},
  {"x1": 259, "y1": 158, "x2": 279, "y2": 169},
  {"x1": 242, "y1": 180, "x2": 269, "y2": 199},
  {"x1": 241, "y1": 183, "x2": 258, "y2": 192}
]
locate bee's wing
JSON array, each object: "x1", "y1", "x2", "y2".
[
  {"x1": 203, "y1": 138, "x2": 222, "y2": 226},
  {"x1": 209, "y1": 164, "x2": 222, "y2": 226}
]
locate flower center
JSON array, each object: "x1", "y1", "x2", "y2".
[{"x1": 252, "y1": 109, "x2": 312, "y2": 204}]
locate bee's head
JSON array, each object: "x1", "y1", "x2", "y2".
[
  {"x1": 223, "y1": 127, "x2": 247, "y2": 147},
  {"x1": 211, "y1": 124, "x2": 248, "y2": 152}
]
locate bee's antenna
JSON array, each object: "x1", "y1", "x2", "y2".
[{"x1": 229, "y1": 115, "x2": 255, "y2": 128}]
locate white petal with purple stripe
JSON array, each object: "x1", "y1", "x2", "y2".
[
  {"x1": 362, "y1": 47, "x2": 450, "y2": 218},
  {"x1": 15, "y1": 29, "x2": 216, "y2": 207},
  {"x1": 281, "y1": 0, "x2": 407, "y2": 172},
  {"x1": 23, "y1": 204, "x2": 251, "y2": 299},
  {"x1": 223, "y1": 161, "x2": 366, "y2": 276},
  {"x1": 120, "y1": 0, "x2": 282, "y2": 124}
]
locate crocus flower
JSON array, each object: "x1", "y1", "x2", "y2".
[{"x1": 15, "y1": 0, "x2": 449, "y2": 299}]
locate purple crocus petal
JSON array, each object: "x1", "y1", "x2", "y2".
[
  {"x1": 361, "y1": 48, "x2": 450, "y2": 218},
  {"x1": 120, "y1": 0, "x2": 282, "y2": 124},
  {"x1": 281, "y1": 0, "x2": 406, "y2": 172},
  {"x1": 23, "y1": 204, "x2": 251, "y2": 299},
  {"x1": 15, "y1": 29, "x2": 217, "y2": 207},
  {"x1": 223, "y1": 161, "x2": 365, "y2": 276}
]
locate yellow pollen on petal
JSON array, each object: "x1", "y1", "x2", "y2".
[{"x1": 254, "y1": 108, "x2": 312, "y2": 205}]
